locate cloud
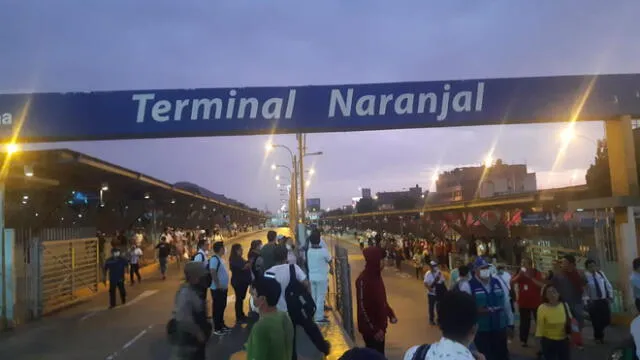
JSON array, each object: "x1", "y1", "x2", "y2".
[{"x1": 1, "y1": 1, "x2": 639, "y2": 210}]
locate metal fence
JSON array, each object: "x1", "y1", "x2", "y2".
[
  {"x1": 8, "y1": 227, "x2": 98, "y2": 326},
  {"x1": 41, "y1": 238, "x2": 99, "y2": 314},
  {"x1": 333, "y1": 244, "x2": 355, "y2": 341}
]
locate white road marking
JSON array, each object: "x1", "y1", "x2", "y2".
[
  {"x1": 105, "y1": 325, "x2": 153, "y2": 359},
  {"x1": 81, "y1": 290, "x2": 159, "y2": 322},
  {"x1": 122, "y1": 290, "x2": 159, "y2": 308}
]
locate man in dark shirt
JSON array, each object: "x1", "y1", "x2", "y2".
[
  {"x1": 156, "y1": 237, "x2": 171, "y2": 280},
  {"x1": 259, "y1": 230, "x2": 279, "y2": 271},
  {"x1": 104, "y1": 248, "x2": 128, "y2": 308}
]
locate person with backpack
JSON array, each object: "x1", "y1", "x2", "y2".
[
  {"x1": 191, "y1": 240, "x2": 210, "y2": 302},
  {"x1": 208, "y1": 241, "x2": 231, "y2": 336},
  {"x1": 168, "y1": 261, "x2": 211, "y2": 360},
  {"x1": 264, "y1": 245, "x2": 330, "y2": 358},
  {"x1": 356, "y1": 246, "x2": 397, "y2": 356},
  {"x1": 403, "y1": 291, "x2": 484, "y2": 360}
]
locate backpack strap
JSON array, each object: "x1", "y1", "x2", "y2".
[
  {"x1": 412, "y1": 344, "x2": 431, "y2": 360},
  {"x1": 289, "y1": 264, "x2": 296, "y2": 284},
  {"x1": 210, "y1": 255, "x2": 222, "y2": 272}
]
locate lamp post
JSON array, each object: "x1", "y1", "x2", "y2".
[
  {"x1": 266, "y1": 144, "x2": 299, "y2": 232},
  {"x1": 296, "y1": 133, "x2": 323, "y2": 224}
]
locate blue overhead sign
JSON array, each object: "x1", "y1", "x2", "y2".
[{"x1": 1, "y1": 74, "x2": 639, "y2": 142}]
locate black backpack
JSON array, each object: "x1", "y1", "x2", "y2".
[
  {"x1": 282, "y1": 264, "x2": 316, "y2": 323},
  {"x1": 411, "y1": 343, "x2": 431, "y2": 360}
]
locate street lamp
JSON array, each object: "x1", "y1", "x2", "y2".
[
  {"x1": 266, "y1": 143, "x2": 298, "y2": 231},
  {"x1": 483, "y1": 155, "x2": 493, "y2": 168},
  {"x1": 4, "y1": 143, "x2": 20, "y2": 154}
]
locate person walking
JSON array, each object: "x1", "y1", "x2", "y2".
[
  {"x1": 551, "y1": 255, "x2": 586, "y2": 341},
  {"x1": 208, "y1": 241, "x2": 231, "y2": 335},
  {"x1": 510, "y1": 258, "x2": 544, "y2": 348},
  {"x1": 104, "y1": 248, "x2": 128, "y2": 309},
  {"x1": 228, "y1": 243, "x2": 252, "y2": 323},
  {"x1": 128, "y1": 243, "x2": 143, "y2": 285},
  {"x1": 536, "y1": 284, "x2": 572, "y2": 360},
  {"x1": 307, "y1": 230, "x2": 332, "y2": 324},
  {"x1": 169, "y1": 262, "x2": 211, "y2": 360},
  {"x1": 424, "y1": 261, "x2": 447, "y2": 326},
  {"x1": 584, "y1": 259, "x2": 613, "y2": 344},
  {"x1": 356, "y1": 246, "x2": 397, "y2": 355},
  {"x1": 469, "y1": 258, "x2": 513, "y2": 360},
  {"x1": 156, "y1": 236, "x2": 172, "y2": 280}
]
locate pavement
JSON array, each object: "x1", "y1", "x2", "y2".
[
  {"x1": 0, "y1": 229, "x2": 352, "y2": 360},
  {"x1": 328, "y1": 233, "x2": 630, "y2": 360}
]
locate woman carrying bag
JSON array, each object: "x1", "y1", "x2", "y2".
[{"x1": 536, "y1": 284, "x2": 572, "y2": 360}]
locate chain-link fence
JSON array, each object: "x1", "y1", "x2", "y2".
[{"x1": 333, "y1": 244, "x2": 355, "y2": 341}]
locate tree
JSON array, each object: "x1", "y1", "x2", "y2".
[
  {"x1": 356, "y1": 197, "x2": 376, "y2": 214},
  {"x1": 585, "y1": 139, "x2": 612, "y2": 197}
]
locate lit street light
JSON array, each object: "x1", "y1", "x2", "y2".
[
  {"x1": 4, "y1": 143, "x2": 20, "y2": 154},
  {"x1": 275, "y1": 175, "x2": 280, "y2": 181},
  {"x1": 483, "y1": 154, "x2": 493, "y2": 168}
]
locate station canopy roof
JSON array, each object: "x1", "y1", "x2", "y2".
[{"x1": 0, "y1": 148, "x2": 261, "y2": 216}]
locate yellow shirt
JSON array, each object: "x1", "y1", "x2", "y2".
[{"x1": 535, "y1": 303, "x2": 568, "y2": 340}]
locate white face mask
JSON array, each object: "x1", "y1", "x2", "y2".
[
  {"x1": 113, "y1": 252, "x2": 121, "y2": 257},
  {"x1": 286, "y1": 244, "x2": 292, "y2": 251},
  {"x1": 479, "y1": 269, "x2": 491, "y2": 279}
]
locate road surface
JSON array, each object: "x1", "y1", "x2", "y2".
[{"x1": 0, "y1": 229, "x2": 349, "y2": 360}]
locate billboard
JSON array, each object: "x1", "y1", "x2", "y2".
[
  {"x1": 306, "y1": 198, "x2": 321, "y2": 212},
  {"x1": 1, "y1": 74, "x2": 639, "y2": 142}
]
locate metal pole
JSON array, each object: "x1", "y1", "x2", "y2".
[{"x1": 298, "y1": 134, "x2": 306, "y2": 223}]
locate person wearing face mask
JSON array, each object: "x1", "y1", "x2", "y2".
[
  {"x1": 424, "y1": 261, "x2": 447, "y2": 326},
  {"x1": 104, "y1": 248, "x2": 128, "y2": 309},
  {"x1": 245, "y1": 276, "x2": 294, "y2": 360},
  {"x1": 403, "y1": 291, "x2": 485, "y2": 360},
  {"x1": 468, "y1": 257, "x2": 514, "y2": 360}
]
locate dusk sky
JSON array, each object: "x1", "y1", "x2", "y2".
[{"x1": 1, "y1": 1, "x2": 639, "y2": 211}]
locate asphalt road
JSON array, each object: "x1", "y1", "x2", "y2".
[
  {"x1": 0, "y1": 229, "x2": 341, "y2": 360},
  {"x1": 326, "y1": 235, "x2": 538, "y2": 360}
]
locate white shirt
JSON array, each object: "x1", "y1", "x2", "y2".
[
  {"x1": 631, "y1": 315, "x2": 640, "y2": 360},
  {"x1": 265, "y1": 263, "x2": 307, "y2": 312},
  {"x1": 404, "y1": 338, "x2": 474, "y2": 360},
  {"x1": 193, "y1": 250, "x2": 208, "y2": 265},
  {"x1": 424, "y1": 270, "x2": 445, "y2": 296},
  {"x1": 456, "y1": 278, "x2": 472, "y2": 295},
  {"x1": 129, "y1": 248, "x2": 143, "y2": 264},
  {"x1": 584, "y1": 270, "x2": 613, "y2": 300},
  {"x1": 496, "y1": 271, "x2": 512, "y2": 291},
  {"x1": 307, "y1": 246, "x2": 332, "y2": 282}
]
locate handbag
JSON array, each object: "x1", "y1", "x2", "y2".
[{"x1": 563, "y1": 302, "x2": 583, "y2": 347}]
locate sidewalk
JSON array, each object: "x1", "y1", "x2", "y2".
[{"x1": 327, "y1": 232, "x2": 632, "y2": 360}]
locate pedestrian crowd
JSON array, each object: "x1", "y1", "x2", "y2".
[
  {"x1": 345, "y1": 228, "x2": 628, "y2": 360},
  {"x1": 165, "y1": 228, "x2": 334, "y2": 360}
]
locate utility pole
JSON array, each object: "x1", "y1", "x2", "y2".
[{"x1": 297, "y1": 134, "x2": 305, "y2": 223}]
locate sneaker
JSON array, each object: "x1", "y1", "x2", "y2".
[
  {"x1": 213, "y1": 330, "x2": 226, "y2": 336},
  {"x1": 222, "y1": 326, "x2": 233, "y2": 333}
]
